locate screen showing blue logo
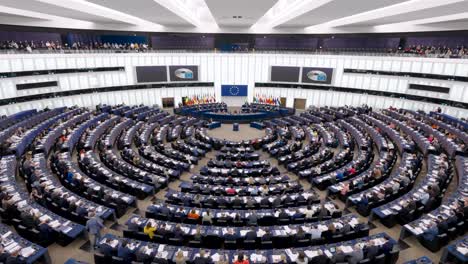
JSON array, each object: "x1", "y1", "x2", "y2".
[
  {"x1": 221, "y1": 85, "x2": 248, "y2": 96},
  {"x1": 174, "y1": 68, "x2": 194, "y2": 79},
  {"x1": 307, "y1": 70, "x2": 327, "y2": 82}
]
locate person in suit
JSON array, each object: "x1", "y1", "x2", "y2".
[
  {"x1": 332, "y1": 248, "x2": 347, "y2": 263},
  {"x1": 380, "y1": 238, "x2": 394, "y2": 255},
  {"x1": 173, "y1": 224, "x2": 185, "y2": 240},
  {"x1": 364, "y1": 240, "x2": 379, "y2": 259},
  {"x1": 244, "y1": 196, "x2": 257, "y2": 208},
  {"x1": 272, "y1": 197, "x2": 282, "y2": 207},
  {"x1": 321, "y1": 223, "x2": 335, "y2": 240},
  {"x1": 193, "y1": 249, "x2": 212, "y2": 264},
  {"x1": 260, "y1": 197, "x2": 269, "y2": 207},
  {"x1": 127, "y1": 217, "x2": 140, "y2": 232},
  {"x1": 156, "y1": 223, "x2": 168, "y2": 237},
  {"x1": 225, "y1": 228, "x2": 237, "y2": 242},
  {"x1": 399, "y1": 200, "x2": 412, "y2": 218},
  {"x1": 341, "y1": 223, "x2": 351, "y2": 234},
  {"x1": 5, "y1": 249, "x2": 26, "y2": 264},
  {"x1": 247, "y1": 211, "x2": 257, "y2": 226},
  {"x1": 0, "y1": 245, "x2": 8, "y2": 263},
  {"x1": 244, "y1": 227, "x2": 257, "y2": 241},
  {"x1": 20, "y1": 210, "x2": 37, "y2": 228},
  {"x1": 348, "y1": 245, "x2": 364, "y2": 264},
  {"x1": 309, "y1": 249, "x2": 328, "y2": 264},
  {"x1": 117, "y1": 239, "x2": 134, "y2": 262},
  {"x1": 158, "y1": 205, "x2": 171, "y2": 216},
  {"x1": 174, "y1": 207, "x2": 186, "y2": 220},
  {"x1": 98, "y1": 238, "x2": 114, "y2": 256},
  {"x1": 318, "y1": 204, "x2": 330, "y2": 218},
  {"x1": 261, "y1": 230, "x2": 272, "y2": 241},
  {"x1": 193, "y1": 226, "x2": 203, "y2": 241},
  {"x1": 292, "y1": 209, "x2": 304, "y2": 220},
  {"x1": 86, "y1": 212, "x2": 105, "y2": 248},
  {"x1": 204, "y1": 195, "x2": 216, "y2": 207},
  {"x1": 232, "y1": 197, "x2": 242, "y2": 208},
  {"x1": 76, "y1": 202, "x2": 88, "y2": 219},
  {"x1": 437, "y1": 216, "x2": 449, "y2": 233},
  {"x1": 421, "y1": 222, "x2": 438, "y2": 242},
  {"x1": 278, "y1": 209, "x2": 289, "y2": 220},
  {"x1": 135, "y1": 244, "x2": 153, "y2": 263},
  {"x1": 38, "y1": 219, "x2": 53, "y2": 241},
  {"x1": 283, "y1": 195, "x2": 293, "y2": 204}
]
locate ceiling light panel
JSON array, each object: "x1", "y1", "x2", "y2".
[
  {"x1": 0, "y1": 4, "x2": 94, "y2": 25},
  {"x1": 305, "y1": 0, "x2": 466, "y2": 30},
  {"x1": 375, "y1": 12, "x2": 468, "y2": 28},
  {"x1": 152, "y1": 0, "x2": 218, "y2": 29},
  {"x1": 251, "y1": 0, "x2": 335, "y2": 29},
  {"x1": 36, "y1": 0, "x2": 164, "y2": 29}
]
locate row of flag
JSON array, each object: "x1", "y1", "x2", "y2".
[
  {"x1": 252, "y1": 94, "x2": 281, "y2": 105},
  {"x1": 183, "y1": 94, "x2": 216, "y2": 106}
]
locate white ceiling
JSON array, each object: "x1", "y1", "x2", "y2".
[
  {"x1": 0, "y1": 0, "x2": 467, "y2": 33},
  {"x1": 205, "y1": 0, "x2": 277, "y2": 27}
]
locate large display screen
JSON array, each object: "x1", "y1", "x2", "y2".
[
  {"x1": 221, "y1": 85, "x2": 248, "y2": 96},
  {"x1": 135, "y1": 66, "x2": 168, "y2": 83},
  {"x1": 270, "y1": 66, "x2": 301, "y2": 83},
  {"x1": 169, "y1": 65, "x2": 199, "y2": 82},
  {"x1": 301, "y1": 67, "x2": 334, "y2": 84}
]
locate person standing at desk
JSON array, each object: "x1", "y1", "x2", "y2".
[{"x1": 86, "y1": 212, "x2": 104, "y2": 249}]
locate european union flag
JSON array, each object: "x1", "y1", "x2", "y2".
[{"x1": 221, "y1": 85, "x2": 248, "y2": 96}]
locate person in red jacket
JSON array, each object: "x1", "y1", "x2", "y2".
[
  {"x1": 226, "y1": 186, "x2": 236, "y2": 195},
  {"x1": 233, "y1": 253, "x2": 249, "y2": 264}
]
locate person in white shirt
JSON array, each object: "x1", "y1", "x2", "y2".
[
  {"x1": 304, "y1": 205, "x2": 314, "y2": 219},
  {"x1": 392, "y1": 181, "x2": 400, "y2": 193},
  {"x1": 420, "y1": 191, "x2": 430, "y2": 205},
  {"x1": 310, "y1": 227, "x2": 322, "y2": 240}
]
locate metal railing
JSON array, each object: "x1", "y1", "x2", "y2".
[{"x1": 0, "y1": 48, "x2": 466, "y2": 59}]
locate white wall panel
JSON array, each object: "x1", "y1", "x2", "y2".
[
  {"x1": 401, "y1": 61, "x2": 411, "y2": 72},
  {"x1": 0, "y1": 59, "x2": 11, "y2": 72},
  {"x1": 0, "y1": 53, "x2": 466, "y2": 116}
]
